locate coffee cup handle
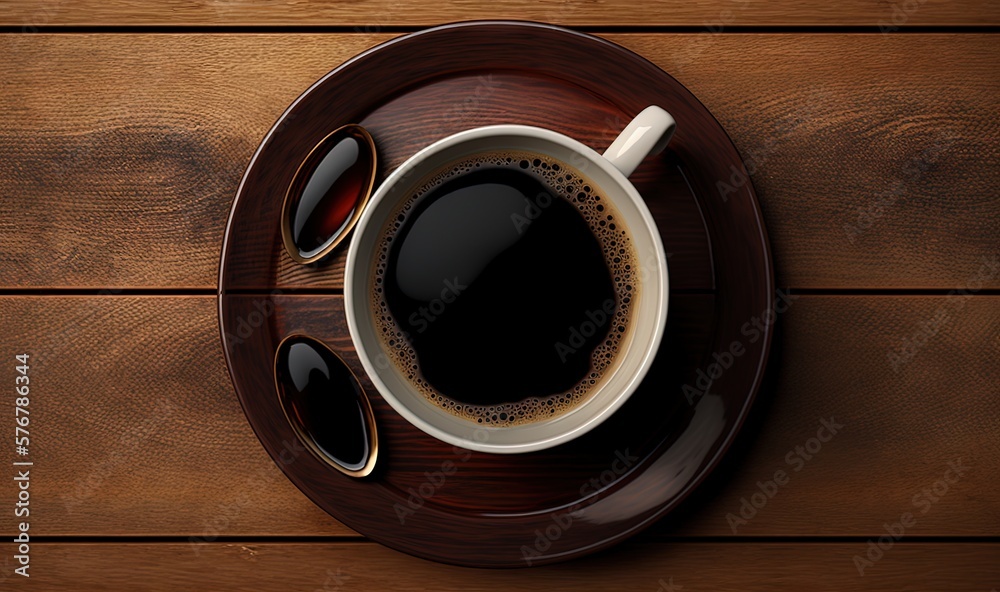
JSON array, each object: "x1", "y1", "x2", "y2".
[{"x1": 602, "y1": 106, "x2": 676, "y2": 178}]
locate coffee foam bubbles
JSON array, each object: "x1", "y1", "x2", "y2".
[{"x1": 370, "y1": 151, "x2": 638, "y2": 427}]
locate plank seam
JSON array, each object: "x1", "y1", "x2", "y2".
[
  {"x1": 1, "y1": 25, "x2": 999, "y2": 34},
  {"x1": 27, "y1": 535, "x2": 1000, "y2": 543},
  {"x1": 1, "y1": 289, "x2": 998, "y2": 296}
]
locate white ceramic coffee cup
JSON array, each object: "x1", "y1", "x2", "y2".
[{"x1": 345, "y1": 106, "x2": 675, "y2": 453}]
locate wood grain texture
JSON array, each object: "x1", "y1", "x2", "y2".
[
  {"x1": 258, "y1": 73, "x2": 719, "y2": 291},
  {"x1": 222, "y1": 290, "x2": 748, "y2": 565},
  {"x1": 1, "y1": 0, "x2": 998, "y2": 26},
  {"x1": 673, "y1": 293, "x2": 1000, "y2": 537},
  {"x1": 0, "y1": 34, "x2": 996, "y2": 289},
  {"x1": 0, "y1": 296, "x2": 344, "y2": 538},
  {"x1": 7, "y1": 542, "x2": 998, "y2": 590},
  {"x1": 2, "y1": 295, "x2": 996, "y2": 537},
  {"x1": 216, "y1": 22, "x2": 778, "y2": 563},
  {"x1": 0, "y1": 34, "x2": 381, "y2": 290}
]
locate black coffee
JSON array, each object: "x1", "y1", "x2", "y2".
[{"x1": 372, "y1": 152, "x2": 637, "y2": 426}]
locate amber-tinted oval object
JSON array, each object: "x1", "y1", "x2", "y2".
[
  {"x1": 281, "y1": 125, "x2": 376, "y2": 264},
  {"x1": 273, "y1": 335, "x2": 378, "y2": 477}
]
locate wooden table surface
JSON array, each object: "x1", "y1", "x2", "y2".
[{"x1": 0, "y1": 2, "x2": 997, "y2": 590}]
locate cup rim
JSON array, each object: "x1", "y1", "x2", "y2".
[{"x1": 344, "y1": 124, "x2": 669, "y2": 453}]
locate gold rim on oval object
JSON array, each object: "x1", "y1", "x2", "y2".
[
  {"x1": 273, "y1": 334, "x2": 379, "y2": 478},
  {"x1": 280, "y1": 124, "x2": 378, "y2": 265}
]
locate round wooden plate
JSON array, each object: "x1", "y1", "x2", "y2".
[{"x1": 219, "y1": 21, "x2": 774, "y2": 567}]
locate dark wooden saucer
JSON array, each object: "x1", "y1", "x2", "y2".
[{"x1": 219, "y1": 21, "x2": 774, "y2": 567}]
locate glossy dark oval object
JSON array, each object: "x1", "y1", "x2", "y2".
[
  {"x1": 281, "y1": 125, "x2": 376, "y2": 264},
  {"x1": 274, "y1": 335, "x2": 378, "y2": 477}
]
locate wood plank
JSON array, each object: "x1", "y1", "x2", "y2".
[
  {"x1": 0, "y1": 34, "x2": 995, "y2": 289},
  {"x1": 6, "y1": 542, "x2": 998, "y2": 590},
  {"x1": 2, "y1": 295, "x2": 996, "y2": 537},
  {"x1": 626, "y1": 34, "x2": 1000, "y2": 290},
  {"x1": 0, "y1": 34, "x2": 382, "y2": 290},
  {"x1": 0, "y1": 295, "x2": 346, "y2": 538},
  {"x1": 668, "y1": 293, "x2": 1000, "y2": 537},
  {"x1": 252, "y1": 70, "x2": 720, "y2": 291},
  {"x1": 1, "y1": 0, "x2": 997, "y2": 26}
]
